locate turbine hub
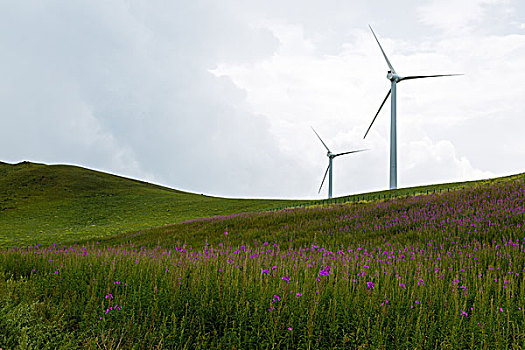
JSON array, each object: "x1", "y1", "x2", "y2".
[
  {"x1": 327, "y1": 151, "x2": 333, "y2": 158},
  {"x1": 387, "y1": 71, "x2": 400, "y2": 82}
]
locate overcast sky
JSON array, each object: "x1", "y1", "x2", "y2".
[{"x1": 1, "y1": 0, "x2": 524, "y2": 199}]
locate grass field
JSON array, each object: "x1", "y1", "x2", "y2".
[
  {"x1": 0, "y1": 161, "x2": 512, "y2": 248},
  {"x1": 0, "y1": 162, "x2": 524, "y2": 348},
  {"x1": 0, "y1": 161, "x2": 310, "y2": 248}
]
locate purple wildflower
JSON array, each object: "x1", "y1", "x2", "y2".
[{"x1": 319, "y1": 265, "x2": 331, "y2": 276}]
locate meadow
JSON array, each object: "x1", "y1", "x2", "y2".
[
  {"x1": 0, "y1": 171, "x2": 524, "y2": 349},
  {"x1": 0, "y1": 162, "x2": 309, "y2": 248}
]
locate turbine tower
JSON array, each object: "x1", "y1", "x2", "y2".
[
  {"x1": 312, "y1": 127, "x2": 367, "y2": 199},
  {"x1": 363, "y1": 25, "x2": 462, "y2": 190}
]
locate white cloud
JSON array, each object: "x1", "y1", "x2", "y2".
[
  {"x1": 1, "y1": 1, "x2": 524, "y2": 198},
  {"x1": 417, "y1": 0, "x2": 510, "y2": 33},
  {"x1": 403, "y1": 137, "x2": 494, "y2": 186},
  {"x1": 213, "y1": 16, "x2": 523, "y2": 197},
  {"x1": 0, "y1": 1, "x2": 305, "y2": 198}
]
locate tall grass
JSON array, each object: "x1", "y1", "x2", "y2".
[
  {"x1": 0, "y1": 177, "x2": 524, "y2": 348},
  {"x1": 2, "y1": 237, "x2": 525, "y2": 348}
]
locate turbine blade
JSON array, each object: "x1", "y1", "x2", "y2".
[
  {"x1": 369, "y1": 25, "x2": 396, "y2": 74},
  {"x1": 399, "y1": 74, "x2": 463, "y2": 81},
  {"x1": 363, "y1": 89, "x2": 391, "y2": 139},
  {"x1": 333, "y1": 149, "x2": 369, "y2": 157},
  {"x1": 311, "y1": 127, "x2": 331, "y2": 153},
  {"x1": 318, "y1": 164, "x2": 330, "y2": 193}
]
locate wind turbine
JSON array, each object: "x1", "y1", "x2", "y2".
[
  {"x1": 363, "y1": 25, "x2": 462, "y2": 190},
  {"x1": 312, "y1": 127, "x2": 367, "y2": 199}
]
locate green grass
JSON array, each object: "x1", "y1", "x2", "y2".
[
  {"x1": 0, "y1": 175, "x2": 524, "y2": 349},
  {"x1": 0, "y1": 161, "x2": 309, "y2": 248},
  {"x1": 1, "y1": 161, "x2": 519, "y2": 249},
  {"x1": 1, "y1": 162, "x2": 524, "y2": 348},
  {"x1": 99, "y1": 172, "x2": 525, "y2": 251}
]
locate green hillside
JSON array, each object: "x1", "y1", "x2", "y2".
[
  {"x1": 0, "y1": 168, "x2": 523, "y2": 349},
  {"x1": 1, "y1": 161, "x2": 521, "y2": 249},
  {"x1": 101, "y1": 171, "x2": 525, "y2": 250},
  {"x1": 0, "y1": 161, "x2": 308, "y2": 247}
]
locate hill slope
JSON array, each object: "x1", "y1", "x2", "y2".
[
  {"x1": 1, "y1": 161, "x2": 523, "y2": 248},
  {"x1": 0, "y1": 167, "x2": 523, "y2": 348},
  {"x1": 101, "y1": 171, "x2": 525, "y2": 249},
  {"x1": 0, "y1": 162, "x2": 307, "y2": 247}
]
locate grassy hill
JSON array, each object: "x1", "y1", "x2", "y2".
[
  {"x1": 1, "y1": 162, "x2": 524, "y2": 348},
  {"x1": 101, "y1": 171, "x2": 525, "y2": 250},
  {"x1": 0, "y1": 161, "x2": 309, "y2": 247},
  {"x1": 0, "y1": 167, "x2": 524, "y2": 348},
  {"x1": 1, "y1": 161, "x2": 522, "y2": 248}
]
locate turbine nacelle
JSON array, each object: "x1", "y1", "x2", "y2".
[{"x1": 386, "y1": 70, "x2": 401, "y2": 82}]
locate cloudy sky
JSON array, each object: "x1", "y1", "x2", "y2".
[{"x1": 1, "y1": 0, "x2": 524, "y2": 199}]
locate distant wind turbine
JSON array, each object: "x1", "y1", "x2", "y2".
[
  {"x1": 312, "y1": 127, "x2": 367, "y2": 199},
  {"x1": 363, "y1": 25, "x2": 462, "y2": 190}
]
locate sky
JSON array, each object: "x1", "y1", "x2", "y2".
[{"x1": 1, "y1": 0, "x2": 524, "y2": 199}]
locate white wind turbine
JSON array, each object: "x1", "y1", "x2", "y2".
[
  {"x1": 312, "y1": 127, "x2": 367, "y2": 199},
  {"x1": 363, "y1": 25, "x2": 462, "y2": 190}
]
